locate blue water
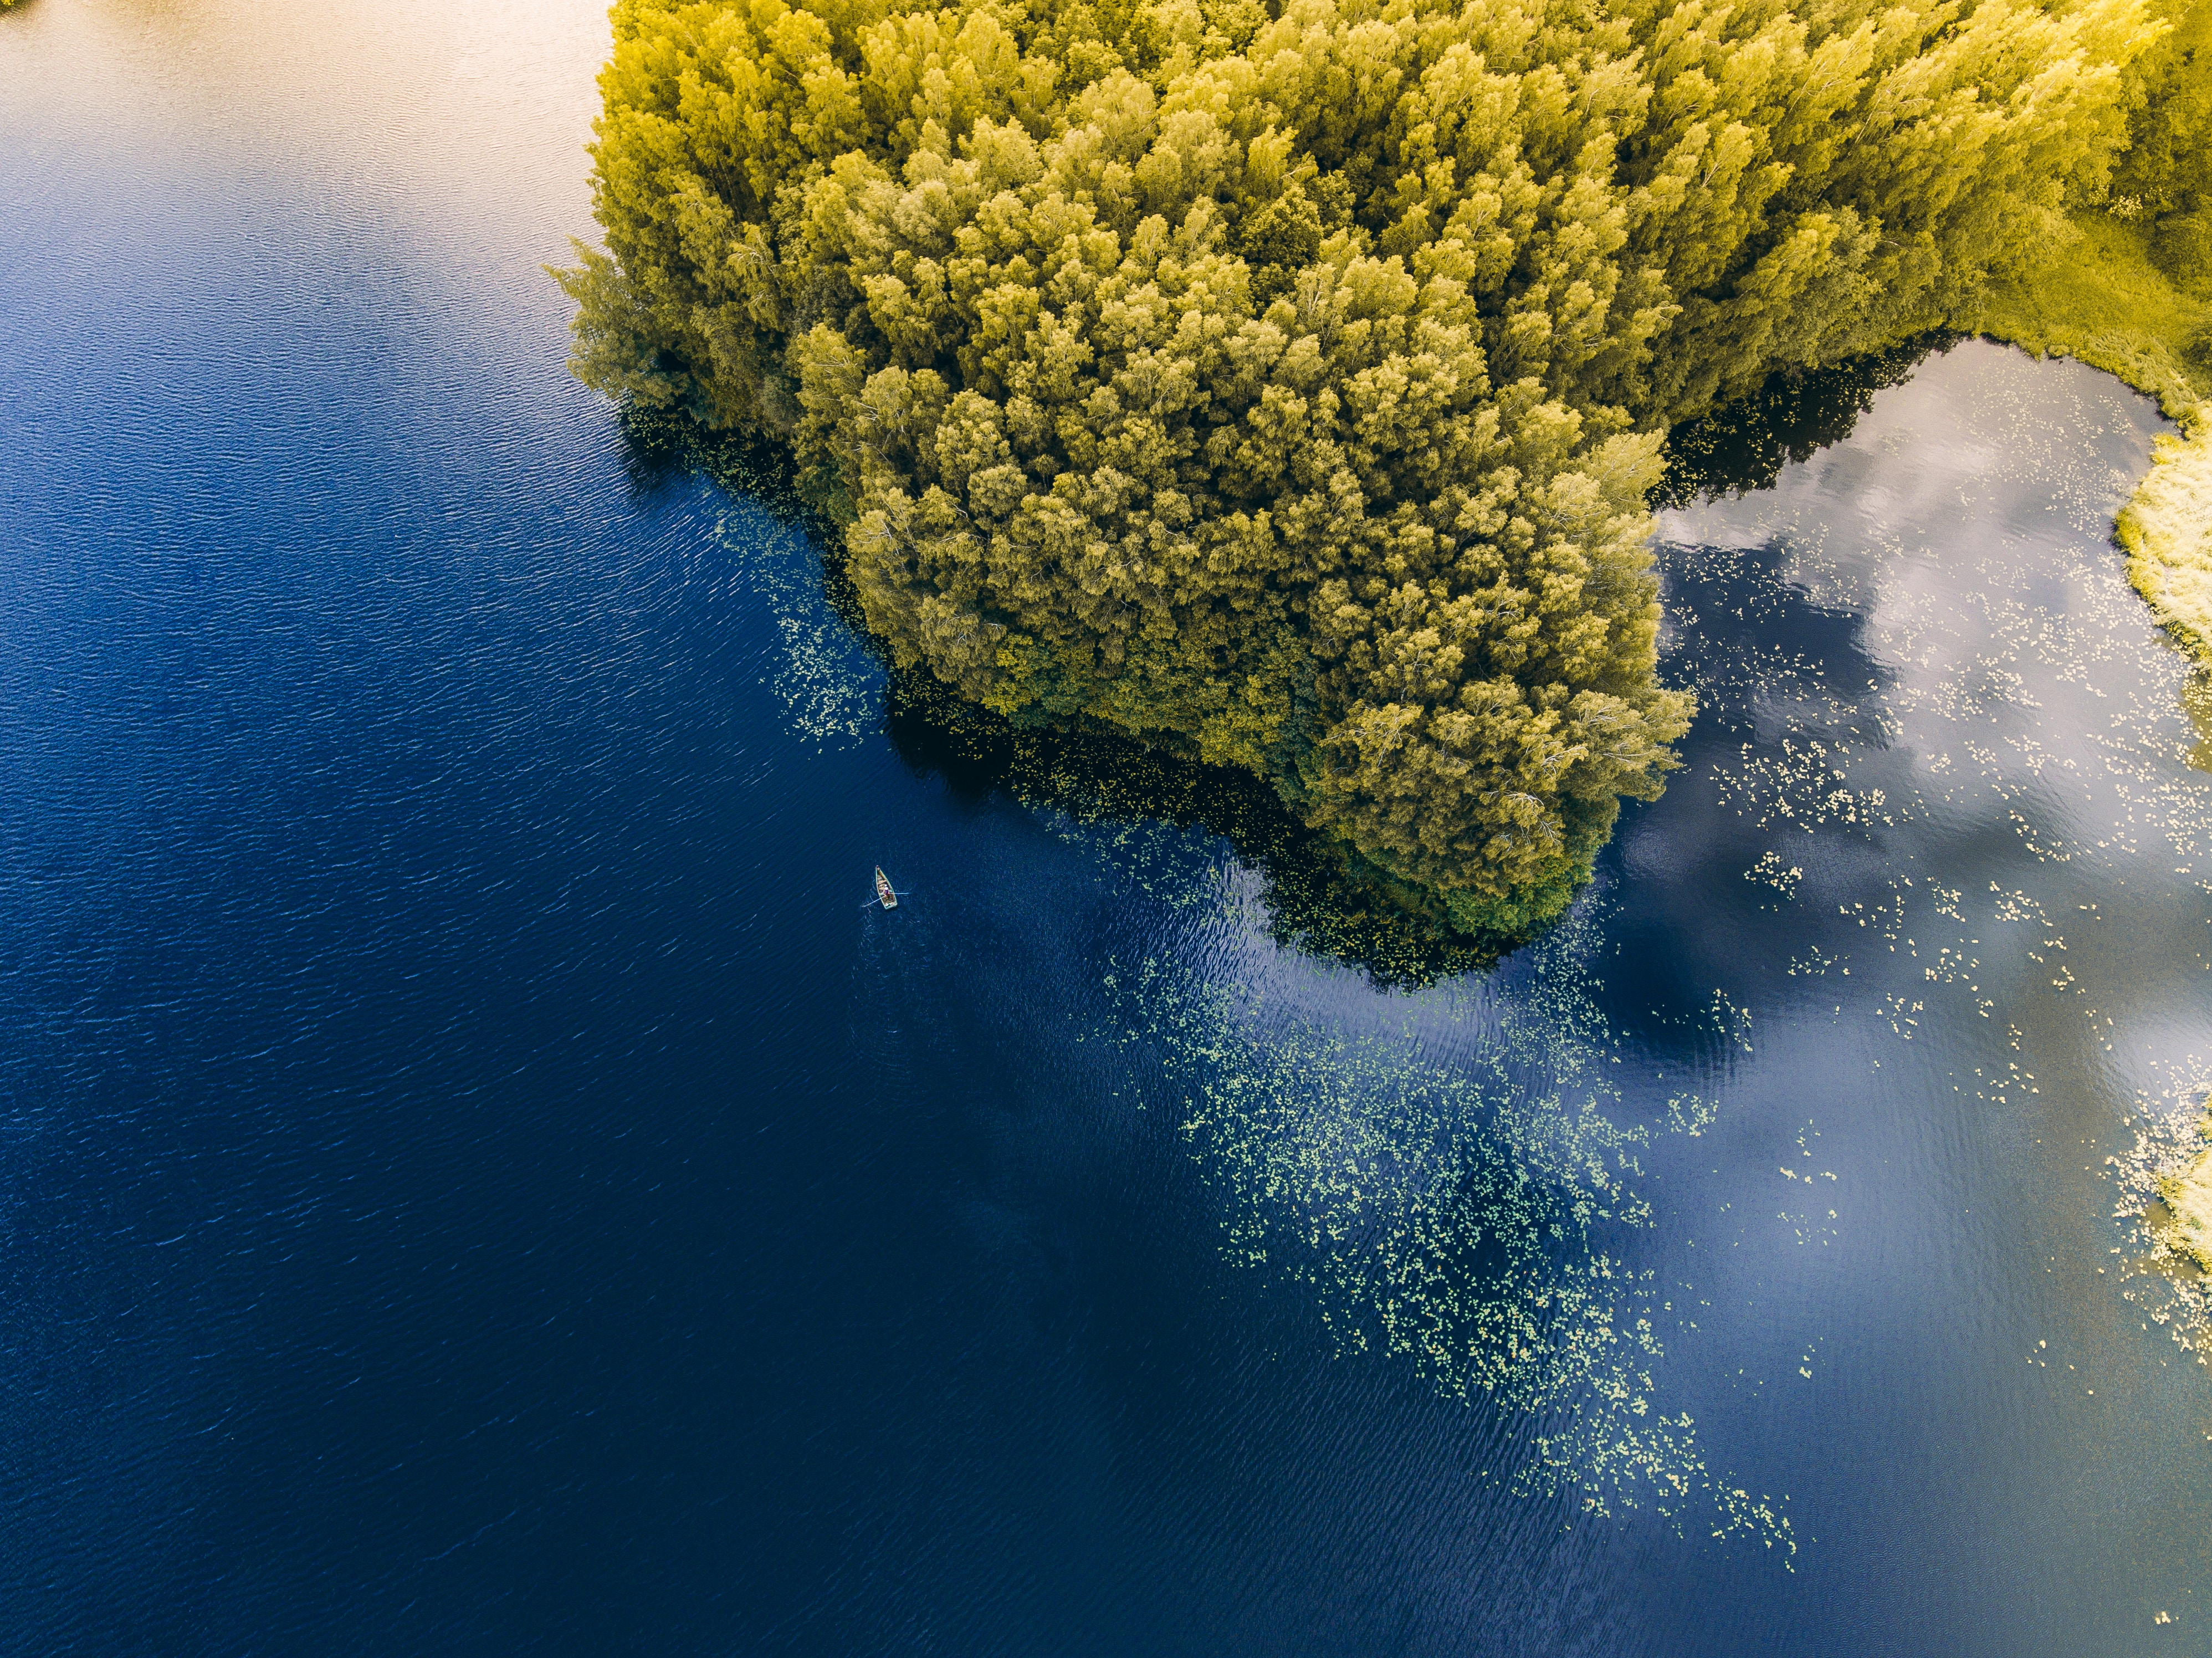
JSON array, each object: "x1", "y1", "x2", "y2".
[{"x1": 6, "y1": 2, "x2": 2212, "y2": 1652}]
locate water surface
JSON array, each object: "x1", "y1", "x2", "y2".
[{"x1": 4, "y1": 2, "x2": 2211, "y2": 1652}]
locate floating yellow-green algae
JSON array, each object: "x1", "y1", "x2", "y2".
[
  {"x1": 617, "y1": 405, "x2": 889, "y2": 749},
  {"x1": 1107, "y1": 913, "x2": 1791, "y2": 1554},
  {"x1": 714, "y1": 509, "x2": 883, "y2": 749}
]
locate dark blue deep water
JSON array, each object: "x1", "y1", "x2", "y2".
[{"x1": 6, "y1": 3, "x2": 2212, "y2": 1653}]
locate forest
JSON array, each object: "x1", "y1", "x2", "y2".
[{"x1": 561, "y1": 0, "x2": 2210, "y2": 937}]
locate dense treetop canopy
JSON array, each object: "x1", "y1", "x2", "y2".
[
  {"x1": 564, "y1": 0, "x2": 2167, "y2": 933},
  {"x1": 2117, "y1": 0, "x2": 2212, "y2": 286}
]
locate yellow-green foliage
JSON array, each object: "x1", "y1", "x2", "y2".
[
  {"x1": 2115, "y1": 0, "x2": 2212, "y2": 291},
  {"x1": 2155, "y1": 1108, "x2": 2212, "y2": 1272},
  {"x1": 2119, "y1": 427, "x2": 2212, "y2": 658},
  {"x1": 564, "y1": 0, "x2": 2158, "y2": 932}
]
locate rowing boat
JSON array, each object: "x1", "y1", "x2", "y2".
[{"x1": 874, "y1": 867, "x2": 897, "y2": 909}]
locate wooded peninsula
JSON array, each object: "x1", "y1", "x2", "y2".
[{"x1": 561, "y1": 0, "x2": 2210, "y2": 936}]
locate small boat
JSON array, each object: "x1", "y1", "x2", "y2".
[{"x1": 874, "y1": 866, "x2": 897, "y2": 909}]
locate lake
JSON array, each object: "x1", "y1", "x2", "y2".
[{"x1": 4, "y1": 1, "x2": 2210, "y2": 1652}]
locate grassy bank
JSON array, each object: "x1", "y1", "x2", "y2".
[
  {"x1": 1964, "y1": 215, "x2": 2212, "y2": 661},
  {"x1": 2157, "y1": 1108, "x2": 2212, "y2": 1272}
]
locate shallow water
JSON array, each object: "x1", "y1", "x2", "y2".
[{"x1": 4, "y1": 2, "x2": 2212, "y2": 1652}]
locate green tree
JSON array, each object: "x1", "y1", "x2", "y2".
[
  {"x1": 560, "y1": 0, "x2": 2158, "y2": 934},
  {"x1": 2114, "y1": 0, "x2": 2212, "y2": 292}
]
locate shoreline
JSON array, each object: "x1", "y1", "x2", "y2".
[
  {"x1": 1963, "y1": 212, "x2": 2212, "y2": 666},
  {"x1": 2155, "y1": 1112, "x2": 2212, "y2": 1273}
]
